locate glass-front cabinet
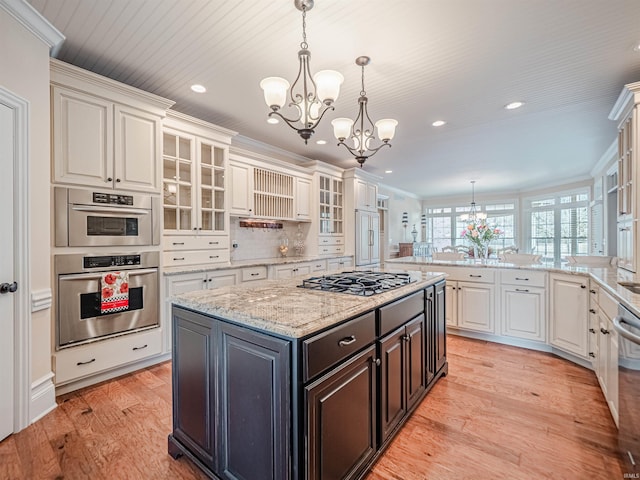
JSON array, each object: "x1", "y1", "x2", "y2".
[
  {"x1": 319, "y1": 175, "x2": 343, "y2": 235},
  {"x1": 162, "y1": 131, "x2": 226, "y2": 234}
]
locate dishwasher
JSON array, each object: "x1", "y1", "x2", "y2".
[{"x1": 613, "y1": 304, "x2": 640, "y2": 473}]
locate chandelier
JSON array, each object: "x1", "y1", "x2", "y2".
[
  {"x1": 259, "y1": 0, "x2": 343, "y2": 144},
  {"x1": 331, "y1": 56, "x2": 398, "y2": 167},
  {"x1": 460, "y1": 181, "x2": 487, "y2": 222}
]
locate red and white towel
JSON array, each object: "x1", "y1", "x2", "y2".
[{"x1": 100, "y1": 271, "x2": 129, "y2": 314}]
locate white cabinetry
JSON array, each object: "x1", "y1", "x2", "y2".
[
  {"x1": 51, "y1": 59, "x2": 173, "y2": 193},
  {"x1": 271, "y1": 263, "x2": 313, "y2": 280},
  {"x1": 327, "y1": 257, "x2": 353, "y2": 271},
  {"x1": 228, "y1": 161, "x2": 254, "y2": 216},
  {"x1": 499, "y1": 270, "x2": 547, "y2": 343},
  {"x1": 356, "y1": 211, "x2": 380, "y2": 266},
  {"x1": 295, "y1": 177, "x2": 312, "y2": 221},
  {"x1": 161, "y1": 112, "x2": 235, "y2": 268},
  {"x1": 442, "y1": 267, "x2": 496, "y2": 334},
  {"x1": 355, "y1": 179, "x2": 378, "y2": 212},
  {"x1": 549, "y1": 273, "x2": 589, "y2": 358}
]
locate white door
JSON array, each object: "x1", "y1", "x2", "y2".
[{"x1": 0, "y1": 102, "x2": 15, "y2": 441}]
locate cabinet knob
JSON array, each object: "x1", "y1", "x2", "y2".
[
  {"x1": 589, "y1": 308, "x2": 596, "y2": 314},
  {"x1": 580, "y1": 285, "x2": 586, "y2": 289},
  {"x1": 589, "y1": 289, "x2": 596, "y2": 294},
  {"x1": 106, "y1": 177, "x2": 113, "y2": 182},
  {"x1": 116, "y1": 178, "x2": 121, "y2": 183},
  {"x1": 600, "y1": 327, "x2": 610, "y2": 335},
  {"x1": 589, "y1": 352, "x2": 596, "y2": 358},
  {"x1": 373, "y1": 358, "x2": 381, "y2": 366},
  {"x1": 589, "y1": 328, "x2": 596, "y2": 333}
]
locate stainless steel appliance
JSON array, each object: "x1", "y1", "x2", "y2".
[
  {"x1": 55, "y1": 251, "x2": 159, "y2": 348},
  {"x1": 298, "y1": 271, "x2": 413, "y2": 296},
  {"x1": 55, "y1": 187, "x2": 160, "y2": 247},
  {"x1": 613, "y1": 304, "x2": 640, "y2": 473}
]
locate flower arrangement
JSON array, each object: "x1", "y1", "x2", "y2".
[{"x1": 461, "y1": 219, "x2": 502, "y2": 258}]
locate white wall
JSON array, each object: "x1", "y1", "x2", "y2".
[
  {"x1": 0, "y1": 3, "x2": 59, "y2": 392},
  {"x1": 229, "y1": 219, "x2": 311, "y2": 261},
  {"x1": 378, "y1": 184, "x2": 422, "y2": 253}
]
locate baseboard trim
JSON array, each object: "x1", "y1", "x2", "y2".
[{"x1": 30, "y1": 371, "x2": 56, "y2": 424}]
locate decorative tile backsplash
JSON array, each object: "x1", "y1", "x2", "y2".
[{"x1": 230, "y1": 218, "x2": 310, "y2": 261}]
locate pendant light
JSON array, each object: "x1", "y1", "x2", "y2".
[
  {"x1": 331, "y1": 56, "x2": 397, "y2": 167},
  {"x1": 260, "y1": 0, "x2": 344, "y2": 144},
  {"x1": 460, "y1": 181, "x2": 487, "y2": 222}
]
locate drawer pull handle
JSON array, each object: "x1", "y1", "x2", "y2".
[
  {"x1": 589, "y1": 308, "x2": 596, "y2": 314},
  {"x1": 338, "y1": 335, "x2": 357, "y2": 346},
  {"x1": 589, "y1": 352, "x2": 596, "y2": 358},
  {"x1": 77, "y1": 358, "x2": 96, "y2": 366},
  {"x1": 600, "y1": 328, "x2": 610, "y2": 335},
  {"x1": 173, "y1": 257, "x2": 185, "y2": 261},
  {"x1": 589, "y1": 289, "x2": 596, "y2": 294},
  {"x1": 251, "y1": 273, "x2": 260, "y2": 276},
  {"x1": 515, "y1": 277, "x2": 529, "y2": 281},
  {"x1": 133, "y1": 344, "x2": 148, "y2": 351},
  {"x1": 210, "y1": 255, "x2": 219, "y2": 259},
  {"x1": 589, "y1": 328, "x2": 596, "y2": 333},
  {"x1": 515, "y1": 288, "x2": 529, "y2": 293},
  {"x1": 172, "y1": 242, "x2": 185, "y2": 246},
  {"x1": 580, "y1": 285, "x2": 586, "y2": 289},
  {"x1": 469, "y1": 275, "x2": 482, "y2": 278},
  {"x1": 209, "y1": 241, "x2": 219, "y2": 245}
]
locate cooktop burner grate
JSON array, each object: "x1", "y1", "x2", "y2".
[{"x1": 298, "y1": 271, "x2": 413, "y2": 296}]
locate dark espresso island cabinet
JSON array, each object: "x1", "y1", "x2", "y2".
[{"x1": 168, "y1": 273, "x2": 447, "y2": 480}]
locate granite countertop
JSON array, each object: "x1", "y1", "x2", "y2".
[
  {"x1": 386, "y1": 256, "x2": 640, "y2": 317},
  {"x1": 163, "y1": 254, "x2": 351, "y2": 276},
  {"x1": 172, "y1": 269, "x2": 445, "y2": 338}
]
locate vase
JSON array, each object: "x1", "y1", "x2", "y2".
[{"x1": 474, "y1": 244, "x2": 489, "y2": 260}]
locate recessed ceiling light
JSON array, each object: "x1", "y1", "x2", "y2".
[
  {"x1": 190, "y1": 84, "x2": 206, "y2": 93},
  {"x1": 634, "y1": 42, "x2": 640, "y2": 52},
  {"x1": 267, "y1": 117, "x2": 279, "y2": 124},
  {"x1": 505, "y1": 101, "x2": 524, "y2": 110},
  {"x1": 316, "y1": 140, "x2": 327, "y2": 145},
  {"x1": 385, "y1": 170, "x2": 393, "y2": 174},
  {"x1": 432, "y1": 120, "x2": 446, "y2": 127}
]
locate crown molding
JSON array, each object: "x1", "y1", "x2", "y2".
[
  {"x1": 232, "y1": 135, "x2": 315, "y2": 165},
  {"x1": 165, "y1": 110, "x2": 237, "y2": 144},
  {"x1": 1, "y1": 0, "x2": 65, "y2": 55},
  {"x1": 609, "y1": 80, "x2": 640, "y2": 123}
]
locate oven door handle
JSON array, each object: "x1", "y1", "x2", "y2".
[
  {"x1": 58, "y1": 268, "x2": 158, "y2": 281},
  {"x1": 613, "y1": 315, "x2": 640, "y2": 345},
  {"x1": 71, "y1": 205, "x2": 151, "y2": 216}
]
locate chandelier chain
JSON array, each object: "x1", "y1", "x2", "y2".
[{"x1": 300, "y1": 7, "x2": 308, "y2": 49}]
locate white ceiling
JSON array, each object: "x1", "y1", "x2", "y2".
[{"x1": 28, "y1": 0, "x2": 640, "y2": 198}]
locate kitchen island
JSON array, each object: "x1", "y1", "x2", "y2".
[{"x1": 167, "y1": 269, "x2": 447, "y2": 480}]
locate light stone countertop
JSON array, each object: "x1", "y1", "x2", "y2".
[
  {"x1": 386, "y1": 256, "x2": 640, "y2": 318},
  {"x1": 171, "y1": 268, "x2": 446, "y2": 338},
  {"x1": 163, "y1": 254, "x2": 351, "y2": 276}
]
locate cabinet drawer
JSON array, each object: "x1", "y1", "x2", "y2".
[
  {"x1": 501, "y1": 269, "x2": 546, "y2": 288},
  {"x1": 54, "y1": 328, "x2": 162, "y2": 385},
  {"x1": 446, "y1": 267, "x2": 496, "y2": 283},
  {"x1": 163, "y1": 249, "x2": 230, "y2": 267},
  {"x1": 318, "y1": 236, "x2": 344, "y2": 246},
  {"x1": 310, "y1": 260, "x2": 327, "y2": 272},
  {"x1": 164, "y1": 235, "x2": 228, "y2": 251},
  {"x1": 241, "y1": 266, "x2": 268, "y2": 282},
  {"x1": 303, "y1": 312, "x2": 375, "y2": 382},
  {"x1": 319, "y1": 245, "x2": 345, "y2": 255},
  {"x1": 379, "y1": 290, "x2": 424, "y2": 336},
  {"x1": 599, "y1": 288, "x2": 618, "y2": 320}
]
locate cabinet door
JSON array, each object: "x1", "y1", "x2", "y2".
[
  {"x1": 114, "y1": 104, "x2": 161, "y2": 192},
  {"x1": 457, "y1": 282, "x2": 495, "y2": 333},
  {"x1": 228, "y1": 162, "x2": 253, "y2": 216},
  {"x1": 366, "y1": 183, "x2": 378, "y2": 210},
  {"x1": 162, "y1": 129, "x2": 196, "y2": 232},
  {"x1": 434, "y1": 281, "x2": 447, "y2": 373},
  {"x1": 370, "y1": 214, "x2": 380, "y2": 264},
  {"x1": 206, "y1": 270, "x2": 238, "y2": 289},
  {"x1": 295, "y1": 177, "x2": 312, "y2": 221},
  {"x1": 171, "y1": 308, "x2": 217, "y2": 470},
  {"x1": 379, "y1": 326, "x2": 406, "y2": 441},
  {"x1": 355, "y1": 180, "x2": 377, "y2": 211},
  {"x1": 405, "y1": 315, "x2": 426, "y2": 411},
  {"x1": 549, "y1": 274, "x2": 588, "y2": 357},
  {"x1": 218, "y1": 322, "x2": 290, "y2": 480},
  {"x1": 357, "y1": 214, "x2": 372, "y2": 265},
  {"x1": 500, "y1": 286, "x2": 546, "y2": 342},
  {"x1": 618, "y1": 219, "x2": 635, "y2": 272},
  {"x1": 198, "y1": 139, "x2": 227, "y2": 233},
  {"x1": 445, "y1": 282, "x2": 457, "y2": 327},
  {"x1": 52, "y1": 86, "x2": 113, "y2": 188},
  {"x1": 425, "y1": 288, "x2": 435, "y2": 384},
  {"x1": 306, "y1": 346, "x2": 377, "y2": 480},
  {"x1": 606, "y1": 318, "x2": 619, "y2": 424}
]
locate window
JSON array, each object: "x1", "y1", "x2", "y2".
[
  {"x1": 525, "y1": 190, "x2": 589, "y2": 262},
  {"x1": 426, "y1": 202, "x2": 516, "y2": 253}
]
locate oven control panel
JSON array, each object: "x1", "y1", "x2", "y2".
[
  {"x1": 92, "y1": 192, "x2": 134, "y2": 205},
  {"x1": 83, "y1": 255, "x2": 141, "y2": 269}
]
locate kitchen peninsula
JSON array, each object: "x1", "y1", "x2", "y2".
[{"x1": 167, "y1": 269, "x2": 447, "y2": 480}]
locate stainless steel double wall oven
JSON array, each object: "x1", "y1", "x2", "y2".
[{"x1": 54, "y1": 187, "x2": 160, "y2": 348}]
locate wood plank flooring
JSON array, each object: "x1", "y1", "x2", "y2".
[{"x1": 0, "y1": 335, "x2": 624, "y2": 479}]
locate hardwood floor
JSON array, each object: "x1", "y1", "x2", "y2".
[{"x1": 0, "y1": 335, "x2": 623, "y2": 479}]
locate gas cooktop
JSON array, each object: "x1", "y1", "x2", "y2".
[{"x1": 298, "y1": 271, "x2": 414, "y2": 296}]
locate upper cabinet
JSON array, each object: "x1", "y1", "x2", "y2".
[
  {"x1": 318, "y1": 174, "x2": 343, "y2": 235},
  {"x1": 609, "y1": 81, "x2": 640, "y2": 272},
  {"x1": 50, "y1": 59, "x2": 174, "y2": 193},
  {"x1": 355, "y1": 178, "x2": 378, "y2": 212}
]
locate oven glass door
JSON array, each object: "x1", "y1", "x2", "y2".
[
  {"x1": 68, "y1": 204, "x2": 153, "y2": 247},
  {"x1": 57, "y1": 268, "x2": 158, "y2": 347}
]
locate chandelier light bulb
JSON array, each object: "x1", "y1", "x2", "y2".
[
  {"x1": 375, "y1": 119, "x2": 398, "y2": 142},
  {"x1": 313, "y1": 70, "x2": 344, "y2": 104},
  {"x1": 331, "y1": 118, "x2": 354, "y2": 140},
  {"x1": 260, "y1": 77, "x2": 289, "y2": 109}
]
